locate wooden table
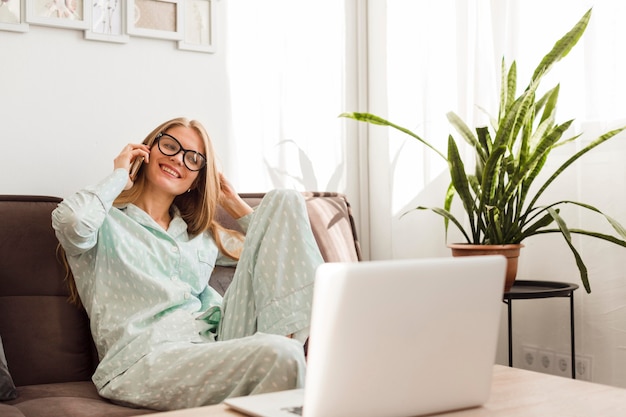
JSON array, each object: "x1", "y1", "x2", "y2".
[{"x1": 145, "y1": 365, "x2": 626, "y2": 416}]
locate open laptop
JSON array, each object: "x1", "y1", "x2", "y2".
[{"x1": 224, "y1": 255, "x2": 506, "y2": 417}]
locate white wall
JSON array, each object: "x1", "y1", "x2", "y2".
[{"x1": 1, "y1": 3, "x2": 233, "y2": 198}]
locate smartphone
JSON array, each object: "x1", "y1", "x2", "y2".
[{"x1": 129, "y1": 157, "x2": 144, "y2": 181}]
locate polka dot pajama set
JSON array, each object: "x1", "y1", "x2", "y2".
[{"x1": 52, "y1": 169, "x2": 324, "y2": 410}]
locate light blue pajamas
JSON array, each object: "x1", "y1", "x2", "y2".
[{"x1": 52, "y1": 169, "x2": 324, "y2": 410}]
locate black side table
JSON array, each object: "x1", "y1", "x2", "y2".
[{"x1": 503, "y1": 280, "x2": 579, "y2": 378}]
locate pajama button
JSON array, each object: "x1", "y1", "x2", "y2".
[
  {"x1": 184, "y1": 293, "x2": 191, "y2": 299},
  {"x1": 171, "y1": 246, "x2": 179, "y2": 253}
]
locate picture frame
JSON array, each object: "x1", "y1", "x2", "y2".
[
  {"x1": 0, "y1": 0, "x2": 29, "y2": 32},
  {"x1": 127, "y1": 0, "x2": 182, "y2": 40},
  {"x1": 26, "y1": 0, "x2": 90, "y2": 29},
  {"x1": 177, "y1": 0, "x2": 215, "y2": 53},
  {"x1": 84, "y1": 0, "x2": 129, "y2": 43}
]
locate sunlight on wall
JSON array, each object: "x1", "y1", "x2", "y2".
[{"x1": 386, "y1": 0, "x2": 457, "y2": 215}]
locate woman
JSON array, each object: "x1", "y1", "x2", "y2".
[{"x1": 52, "y1": 117, "x2": 324, "y2": 410}]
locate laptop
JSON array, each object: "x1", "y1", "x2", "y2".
[{"x1": 224, "y1": 255, "x2": 506, "y2": 417}]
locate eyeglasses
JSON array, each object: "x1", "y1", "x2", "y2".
[{"x1": 155, "y1": 132, "x2": 207, "y2": 171}]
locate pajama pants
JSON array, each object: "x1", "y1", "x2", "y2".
[{"x1": 99, "y1": 190, "x2": 324, "y2": 410}]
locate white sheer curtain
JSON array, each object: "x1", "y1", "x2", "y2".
[
  {"x1": 370, "y1": 0, "x2": 501, "y2": 260},
  {"x1": 374, "y1": 0, "x2": 626, "y2": 387},
  {"x1": 223, "y1": 1, "x2": 347, "y2": 193}
]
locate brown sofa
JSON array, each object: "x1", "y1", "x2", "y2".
[{"x1": 0, "y1": 193, "x2": 361, "y2": 417}]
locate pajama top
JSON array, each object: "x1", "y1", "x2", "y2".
[{"x1": 52, "y1": 169, "x2": 251, "y2": 390}]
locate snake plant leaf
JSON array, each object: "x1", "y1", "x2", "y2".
[
  {"x1": 513, "y1": 120, "x2": 573, "y2": 199},
  {"x1": 467, "y1": 175, "x2": 486, "y2": 243},
  {"x1": 494, "y1": 79, "x2": 539, "y2": 150},
  {"x1": 517, "y1": 151, "x2": 548, "y2": 218},
  {"x1": 519, "y1": 113, "x2": 546, "y2": 168},
  {"x1": 477, "y1": 106, "x2": 498, "y2": 137},
  {"x1": 568, "y1": 230, "x2": 626, "y2": 247},
  {"x1": 506, "y1": 61, "x2": 517, "y2": 112},
  {"x1": 529, "y1": 126, "x2": 626, "y2": 209},
  {"x1": 443, "y1": 182, "x2": 456, "y2": 237},
  {"x1": 468, "y1": 175, "x2": 481, "y2": 197},
  {"x1": 553, "y1": 132, "x2": 583, "y2": 149},
  {"x1": 554, "y1": 201, "x2": 626, "y2": 239},
  {"x1": 479, "y1": 145, "x2": 507, "y2": 209},
  {"x1": 534, "y1": 229, "x2": 626, "y2": 248},
  {"x1": 531, "y1": 9, "x2": 592, "y2": 82},
  {"x1": 447, "y1": 112, "x2": 487, "y2": 163},
  {"x1": 528, "y1": 113, "x2": 557, "y2": 153},
  {"x1": 476, "y1": 126, "x2": 492, "y2": 155},
  {"x1": 538, "y1": 84, "x2": 560, "y2": 126},
  {"x1": 416, "y1": 206, "x2": 471, "y2": 243},
  {"x1": 339, "y1": 112, "x2": 447, "y2": 160},
  {"x1": 499, "y1": 59, "x2": 517, "y2": 123},
  {"x1": 447, "y1": 136, "x2": 476, "y2": 233},
  {"x1": 498, "y1": 58, "x2": 507, "y2": 123},
  {"x1": 475, "y1": 127, "x2": 492, "y2": 181},
  {"x1": 547, "y1": 207, "x2": 590, "y2": 293},
  {"x1": 519, "y1": 210, "x2": 557, "y2": 241}
]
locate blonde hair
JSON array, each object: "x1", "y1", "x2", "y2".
[{"x1": 63, "y1": 117, "x2": 243, "y2": 307}]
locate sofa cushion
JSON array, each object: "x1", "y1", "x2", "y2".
[
  {"x1": 0, "y1": 297, "x2": 95, "y2": 387},
  {"x1": 0, "y1": 335, "x2": 17, "y2": 401},
  {"x1": 208, "y1": 266, "x2": 237, "y2": 296},
  {"x1": 0, "y1": 403, "x2": 23, "y2": 417},
  {"x1": 0, "y1": 196, "x2": 99, "y2": 387},
  {"x1": 3, "y1": 382, "x2": 153, "y2": 417},
  {"x1": 302, "y1": 192, "x2": 361, "y2": 262}
]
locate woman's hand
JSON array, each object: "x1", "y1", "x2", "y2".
[
  {"x1": 114, "y1": 144, "x2": 151, "y2": 190},
  {"x1": 218, "y1": 173, "x2": 253, "y2": 219}
]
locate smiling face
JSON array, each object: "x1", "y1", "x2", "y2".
[{"x1": 143, "y1": 125, "x2": 206, "y2": 199}]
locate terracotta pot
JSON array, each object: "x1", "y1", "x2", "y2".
[{"x1": 447, "y1": 243, "x2": 524, "y2": 292}]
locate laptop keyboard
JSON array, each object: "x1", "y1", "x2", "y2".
[{"x1": 282, "y1": 406, "x2": 303, "y2": 415}]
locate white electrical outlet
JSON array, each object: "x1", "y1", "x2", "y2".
[
  {"x1": 538, "y1": 350, "x2": 555, "y2": 374},
  {"x1": 554, "y1": 353, "x2": 572, "y2": 378},
  {"x1": 521, "y1": 346, "x2": 591, "y2": 380},
  {"x1": 521, "y1": 346, "x2": 538, "y2": 371},
  {"x1": 575, "y1": 355, "x2": 593, "y2": 381}
]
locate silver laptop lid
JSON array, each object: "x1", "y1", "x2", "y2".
[{"x1": 303, "y1": 256, "x2": 506, "y2": 417}]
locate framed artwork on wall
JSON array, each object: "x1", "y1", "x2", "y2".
[
  {"x1": 84, "y1": 0, "x2": 129, "y2": 42},
  {"x1": 0, "y1": 0, "x2": 29, "y2": 32},
  {"x1": 178, "y1": 0, "x2": 215, "y2": 53},
  {"x1": 26, "y1": 0, "x2": 90, "y2": 29},
  {"x1": 127, "y1": 0, "x2": 182, "y2": 40}
]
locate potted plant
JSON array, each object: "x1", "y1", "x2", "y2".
[{"x1": 341, "y1": 8, "x2": 626, "y2": 293}]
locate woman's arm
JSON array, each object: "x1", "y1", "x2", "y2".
[
  {"x1": 52, "y1": 169, "x2": 128, "y2": 256},
  {"x1": 218, "y1": 173, "x2": 253, "y2": 219},
  {"x1": 52, "y1": 144, "x2": 150, "y2": 256}
]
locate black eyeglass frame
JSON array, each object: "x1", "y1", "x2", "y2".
[{"x1": 155, "y1": 132, "x2": 207, "y2": 172}]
